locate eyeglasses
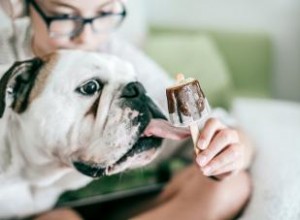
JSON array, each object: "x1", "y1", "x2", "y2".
[{"x1": 27, "y1": 0, "x2": 127, "y2": 38}]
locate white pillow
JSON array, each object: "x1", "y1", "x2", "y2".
[{"x1": 231, "y1": 98, "x2": 300, "y2": 220}]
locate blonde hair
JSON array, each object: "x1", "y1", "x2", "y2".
[
  {"x1": 0, "y1": 0, "x2": 27, "y2": 19},
  {"x1": 0, "y1": 0, "x2": 29, "y2": 61}
]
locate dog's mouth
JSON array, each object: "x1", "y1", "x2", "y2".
[{"x1": 73, "y1": 119, "x2": 165, "y2": 178}]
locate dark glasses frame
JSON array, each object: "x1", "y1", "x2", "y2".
[{"x1": 27, "y1": 0, "x2": 127, "y2": 37}]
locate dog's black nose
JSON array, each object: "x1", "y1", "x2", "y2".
[{"x1": 121, "y1": 82, "x2": 146, "y2": 99}]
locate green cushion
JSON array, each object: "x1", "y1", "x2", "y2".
[
  {"x1": 207, "y1": 31, "x2": 272, "y2": 97},
  {"x1": 144, "y1": 33, "x2": 234, "y2": 109},
  {"x1": 148, "y1": 27, "x2": 272, "y2": 98}
]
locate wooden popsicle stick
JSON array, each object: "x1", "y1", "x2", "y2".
[
  {"x1": 190, "y1": 122, "x2": 201, "y2": 155},
  {"x1": 176, "y1": 73, "x2": 185, "y2": 82}
]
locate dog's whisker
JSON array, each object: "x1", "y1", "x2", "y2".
[
  {"x1": 140, "y1": 167, "x2": 145, "y2": 178},
  {"x1": 118, "y1": 171, "x2": 126, "y2": 183},
  {"x1": 135, "y1": 167, "x2": 144, "y2": 183}
]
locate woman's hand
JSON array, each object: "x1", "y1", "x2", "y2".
[
  {"x1": 195, "y1": 118, "x2": 252, "y2": 177},
  {"x1": 145, "y1": 118, "x2": 254, "y2": 178}
]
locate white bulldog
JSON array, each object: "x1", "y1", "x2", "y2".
[{"x1": 0, "y1": 50, "x2": 167, "y2": 219}]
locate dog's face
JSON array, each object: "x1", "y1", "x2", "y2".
[{"x1": 0, "y1": 50, "x2": 166, "y2": 177}]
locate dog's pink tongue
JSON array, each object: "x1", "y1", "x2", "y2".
[{"x1": 143, "y1": 119, "x2": 190, "y2": 140}]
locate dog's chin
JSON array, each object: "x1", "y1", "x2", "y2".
[{"x1": 73, "y1": 136, "x2": 163, "y2": 178}]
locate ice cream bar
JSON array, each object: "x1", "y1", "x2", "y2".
[
  {"x1": 166, "y1": 74, "x2": 210, "y2": 127},
  {"x1": 166, "y1": 73, "x2": 211, "y2": 154}
]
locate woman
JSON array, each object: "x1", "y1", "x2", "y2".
[{"x1": 0, "y1": 0, "x2": 254, "y2": 219}]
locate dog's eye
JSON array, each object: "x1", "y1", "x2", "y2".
[{"x1": 76, "y1": 79, "x2": 102, "y2": 96}]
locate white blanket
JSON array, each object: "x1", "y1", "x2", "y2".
[{"x1": 231, "y1": 98, "x2": 300, "y2": 220}]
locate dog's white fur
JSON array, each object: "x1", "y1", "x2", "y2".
[{"x1": 0, "y1": 50, "x2": 162, "y2": 218}]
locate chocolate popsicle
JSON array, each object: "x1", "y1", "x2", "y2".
[{"x1": 166, "y1": 73, "x2": 211, "y2": 154}]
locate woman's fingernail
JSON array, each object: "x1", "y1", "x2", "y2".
[
  {"x1": 202, "y1": 166, "x2": 211, "y2": 175},
  {"x1": 197, "y1": 156, "x2": 206, "y2": 167},
  {"x1": 198, "y1": 138, "x2": 206, "y2": 150}
]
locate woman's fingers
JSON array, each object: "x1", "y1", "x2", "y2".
[
  {"x1": 207, "y1": 162, "x2": 237, "y2": 176},
  {"x1": 197, "y1": 118, "x2": 226, "y2": 150},
  {"x1": 200, "y1": 144, "x2": 242, "y2": 176},
  {"x1": 196, "y1": 128, "x2": 239, "y2": 167}
]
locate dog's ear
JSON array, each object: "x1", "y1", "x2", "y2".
[{"x1": 0, "y1": 58, "x2": 44, "y2": 118}]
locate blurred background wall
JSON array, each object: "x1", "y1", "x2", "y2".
[
  {"x1": 120, "y1": 0, "x2": 300, "y2": 102},
  {"x1": 1, "y1": 0, "x2": 299, "y2": 102}
]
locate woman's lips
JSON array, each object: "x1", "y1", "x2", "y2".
[{"x1": 143, "y1": 119, "x2": 191, "y2": 140}]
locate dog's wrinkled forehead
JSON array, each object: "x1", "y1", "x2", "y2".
[
  {"x1": 47, "y1": 50, "x2": 137, "y2": 85},
  {"x1": 0, "y1": 50, "x2": 139, "y2": 118}
]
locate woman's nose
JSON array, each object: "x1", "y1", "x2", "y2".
[{"x1": 72, "y1": 24, "x2": 95, "y2": 45}]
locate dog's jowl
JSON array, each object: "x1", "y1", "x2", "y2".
[{"x1": 0, "y1": 50, "x2": 167, "y2": 218}]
